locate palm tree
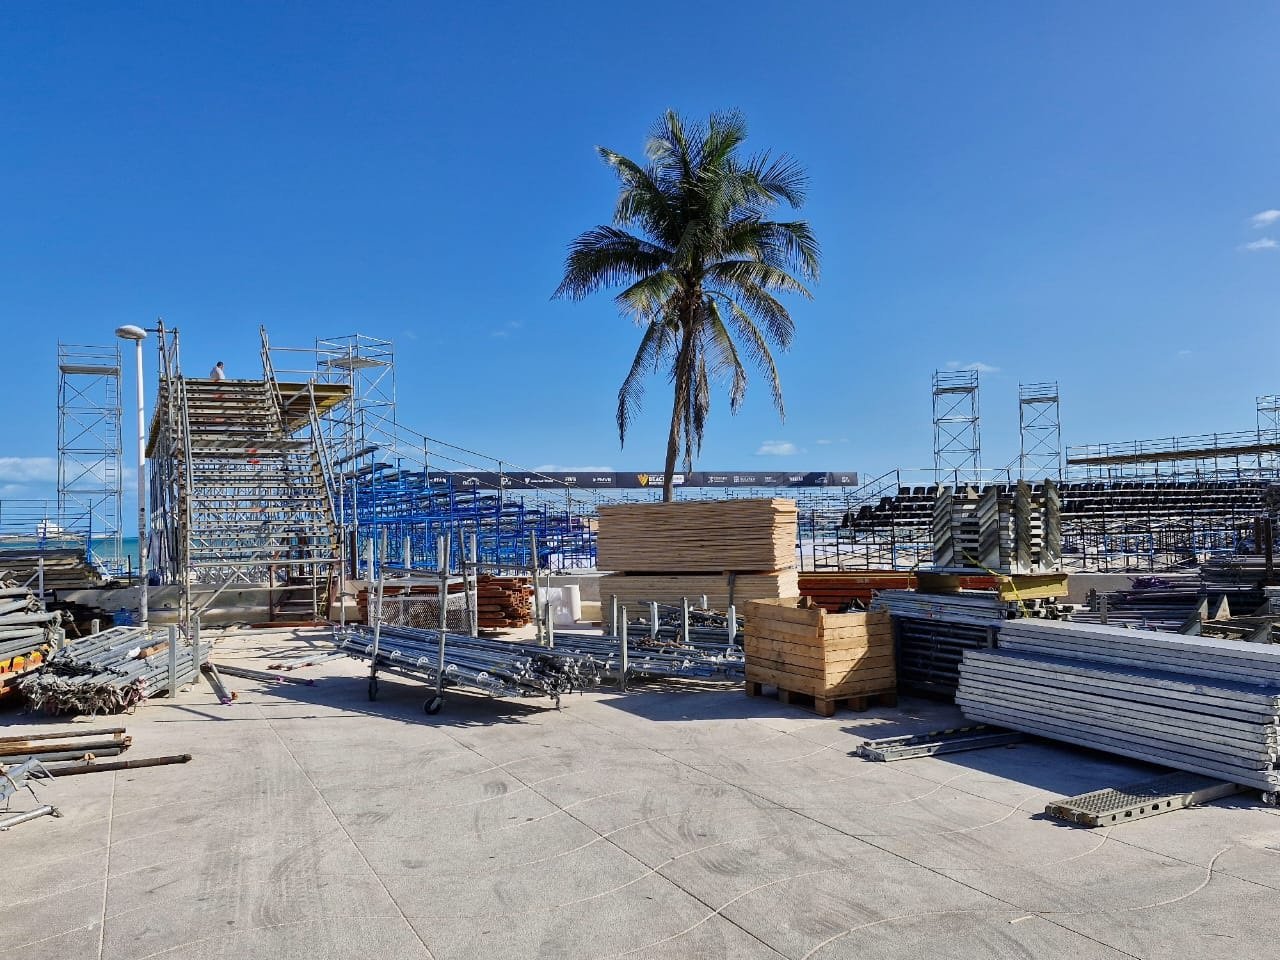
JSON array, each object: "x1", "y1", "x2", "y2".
[{"x1": 554, "y1": 110, "x2": 820, "y2": 501}]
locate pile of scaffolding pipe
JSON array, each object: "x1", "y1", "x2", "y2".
[
  {"x1": 336, "y1": 624, "x2": 597, "y2": 701},
  {"x1": 957, "y1": 619, "x2": 1280, "y2": 794},
  {"x1": 0, "y1": 727, "x2": 131, "y2": 764},
  {"x1": 528, "y1": 631, "x2": 742, "y2": 680},
  {"x1": 18, "y1": 626, "x2": 201, "y2": 715},
  {"x1": 618, "y1": 601, "x2": 747, "y2": 675},
  {"x1": 0, "y1": 586, "x2": 62, "y2": 662}
]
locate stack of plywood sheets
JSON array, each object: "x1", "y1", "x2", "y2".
[
  {"x1": 597, "y1": 498, "x2": 798, "y2": 612},
  {"x1": 596, "y1": 499, "x2": 797, "y2": 572},
  {"x1": 743, "y1": 598, "x2": 897, "y2": 716},
  {"x1": 603, "y1": 570, "x2": 799, "y2": 613}
]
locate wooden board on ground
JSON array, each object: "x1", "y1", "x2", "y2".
[{"x1": 597, "y1": 498, "x2": 798, "y2": 573}]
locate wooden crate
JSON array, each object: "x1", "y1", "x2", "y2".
[
  {"x1": 596, "y1": 498, "x2": 797, "y2": 573},
  {"x1": 743, "y1": 597, "x2": 896, "y2": 716}
]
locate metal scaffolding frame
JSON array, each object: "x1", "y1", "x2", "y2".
[
  {"x1": 147, "y1": 323, "x2": 344, "y2": 625},
  {"x1": 56, "y1": 342, "x2": 126, "y2": 575},
  {"x1": 1259, "y1": 395, "x2": 1280, "y2": 474},
  {"x1": 1019, "y1": 381, "x2": 1062, "y2": 480},
  {"x1": 316, "y1": 333, "x2": 398, "y2": 473},
  {"x1": 933, "y1": 370, "x2": 981, "y2": 485}
]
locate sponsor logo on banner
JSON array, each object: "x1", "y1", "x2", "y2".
[{"x1": 636, "y1": 474, "x2": 650, "y2": 486}]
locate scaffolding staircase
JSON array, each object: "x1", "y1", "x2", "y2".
[{"x1": 149, "y1": 326, "x2": 342, "y2": 623}]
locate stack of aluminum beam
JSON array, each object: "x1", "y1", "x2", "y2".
[
  {"x1": 872, "y1": 589, "x2": 1008, "y2": 696},
  {"x1": 976, "y1": 486, "x2": 1016, "y2": 572},
  {"x1": 18, "y1": 627, "x2": 201, "y2": 715},
  {"x1": 957, "y1": 619, "x2": 1280, "y2": 795}
]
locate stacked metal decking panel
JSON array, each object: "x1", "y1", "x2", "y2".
[
  {"x1": 957, "y1": 619, "x2": 1280, "y2": 796},
  {"x1": 872, "y1": 590, "x2": 1007, "y2": 696}
]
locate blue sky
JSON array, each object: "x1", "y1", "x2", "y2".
[{"x1": 2, "y1": 2, "x2": 1278, "y2": 509}]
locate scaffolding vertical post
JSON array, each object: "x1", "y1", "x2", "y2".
[
  {"x1": 1258, "y1": 395, "x2": 1280, "y2": 476},
  {"x1": 1019, "y1": 382, "x2": 1063, "y2": 480},
  {"x1": 932, "y1": 369, "x2": 981, "y2": 485}
]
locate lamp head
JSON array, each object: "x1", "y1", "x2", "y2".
[{"x1": 115, "y1": 325, "x2": 148, "y2": 341}]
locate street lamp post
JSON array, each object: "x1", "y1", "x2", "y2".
[{"x1": 115, "y1": 325, "x2": 149, "y2": 627}]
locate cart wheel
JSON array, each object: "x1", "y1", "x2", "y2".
[
  {"x1": 424, "y1": 696, "x2": 444, "y2": 715},
  {"x1": 367, "y1": 676, "x2": 379, "y2": 701}
]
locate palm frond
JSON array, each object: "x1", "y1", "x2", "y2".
[
  {"x1": 554, "y1": 226, "x2": 670, "y2": 300},
  {"x1": 616, "y1": 320, "x2": 677, "y2": 445},
  {"x1": 723, "y1": 299, "x2": 785, "y2": 419}
]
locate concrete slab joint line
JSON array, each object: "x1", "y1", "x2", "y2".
[{"x1": 13, "y1": 625, "x2": 1280, "y2": 960}]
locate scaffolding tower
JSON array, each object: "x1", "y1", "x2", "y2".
[
  {"x1": 56, "y1": 342, "x2": 126, "y2": 575},
  {"x1": 317, "y1": 334, "x2": 397, "y2": 471},
  {"x1": 933, "y1": 370, "x2": 981, "y2": 485},
  {"x1": 1019, "y1": 381, "x2": 1063, "y2": 480}
]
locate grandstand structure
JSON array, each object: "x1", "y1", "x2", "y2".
[
  {"x1": 826, "y1": 394, "x2": 1280, "y2": 573},
  {"x1": 138, "y1": 327, "x2": 1276, "y2": 581},
  {"x1": 147, "y1": 324, "x2": 346, "y2": 623}
]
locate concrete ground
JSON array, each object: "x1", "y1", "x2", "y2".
[{"x1": 2, "y1": 627, "x2": 1279, "y2": 960}]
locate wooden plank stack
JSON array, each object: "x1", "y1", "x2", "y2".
[
  {"x1": 743, "y1": 597, "x2": 897, "y2": 716},
  {"x1": 475, "y1": 575, "x2": 533, "y2": 630},
  {"x1": 603, "y1": 571, "x2": 798, "y2": 612},
  {"x1": 357, "y1": 575, "x2": 534, "y2": 631},
  {"x1": 597, "y1": 499, "x2": 798, "y2": 612},
  {"x1": 597, "y1": 499, "x2": 796, "y2": 572}
]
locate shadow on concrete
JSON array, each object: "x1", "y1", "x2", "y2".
[{"x1": 244, "y1": 663, "x2": 557, "y2": 729}]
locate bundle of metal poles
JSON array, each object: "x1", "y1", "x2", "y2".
[
  {"x1": 17, "y1": 625, "x2": 203, "y2": 715},
  {"x1": 0, "y1": 585, "x2": 64, "y2": 667},
  {"x1": 609, "y1": 598, "x2": 746, "y2": 677},
  {"x1": 0, "y1": 727, "x2": 131, "y2": 764},
  {"x1": 957, "y1": 619, "x2": 1280, "y2": 798},
  {"x1": 871, "y1": 589, "x2": 1009, "y2": 695},
  {"x1": 336, "y1": 623, "x2": 595, "y2": 705},
  {"x1": 535, "y1": 630, "x2": 743, "y2": 680}
]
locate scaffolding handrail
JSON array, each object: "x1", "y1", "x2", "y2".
[{"x1": 1068, "y1": 428, "x2": 1280, "y2": 467}]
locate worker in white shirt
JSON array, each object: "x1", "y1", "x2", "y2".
[{"x1": 210, "y1": 361, "x2": 227, "y2": 381}]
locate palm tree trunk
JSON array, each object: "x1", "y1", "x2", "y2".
[{"x1": 662, "y1": 327, "x2": 696, "y2": 502}]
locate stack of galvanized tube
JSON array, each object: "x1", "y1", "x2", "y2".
[
  {"x1": 336, "y1": 624, "x2": 598, "y2": 704},
  {"x1": 957, "y1": 619, "x2": 1280, "y2": 796},
  {"x1": 616, "y1": 601, "x2": 746, "y2": 677},
  {"x1": 0, "y1": 585, "x2": 65, "y2": 697},
  {"x1": 18, "y1": 626, "x2": 201, "y2": 715},
  {"x1": 872, "y1": 590, "x2": 1008, "y2": 695}
]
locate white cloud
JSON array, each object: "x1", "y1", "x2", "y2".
[
  {"x1": 1241, "y1": 237, "x2": 1278, "y2": 252},
  {"x1": 533, "y1": 465, "x2": 614, "y2": 473},
  {"x1": 1251, "y1": 209, "x2": 1280, "y2": 228},
  {"x1": 0, "y1": 457, "x2": 57, "y2": 485},
  {"x1": 1177, "y1": 349, "x2": 1193, "y2": 357},
  {"x1": 756, "y1": 441, "x2": 799, "y2": 456},
  {"x1": 815, "y1": 439, "x2": 833, "y2": 445},
  {"x1": 491, "y1": 319, "x2": 524, "y2": 339},
  {"x1": 944, "y1": 360, "x2": 1000, "y2": 374}
]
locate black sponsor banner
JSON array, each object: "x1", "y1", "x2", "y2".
[{"x1": 434, "y1": 471, "x2": 858, "y2": 490}]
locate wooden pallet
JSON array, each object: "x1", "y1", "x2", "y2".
[{"x1": 746, "y1": 680, "x2": 898, "y2": 717}]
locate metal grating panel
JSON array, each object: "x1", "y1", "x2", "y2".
[{"x1": 1045, "y1": 772, "x2": 1244, "y2": 827}]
